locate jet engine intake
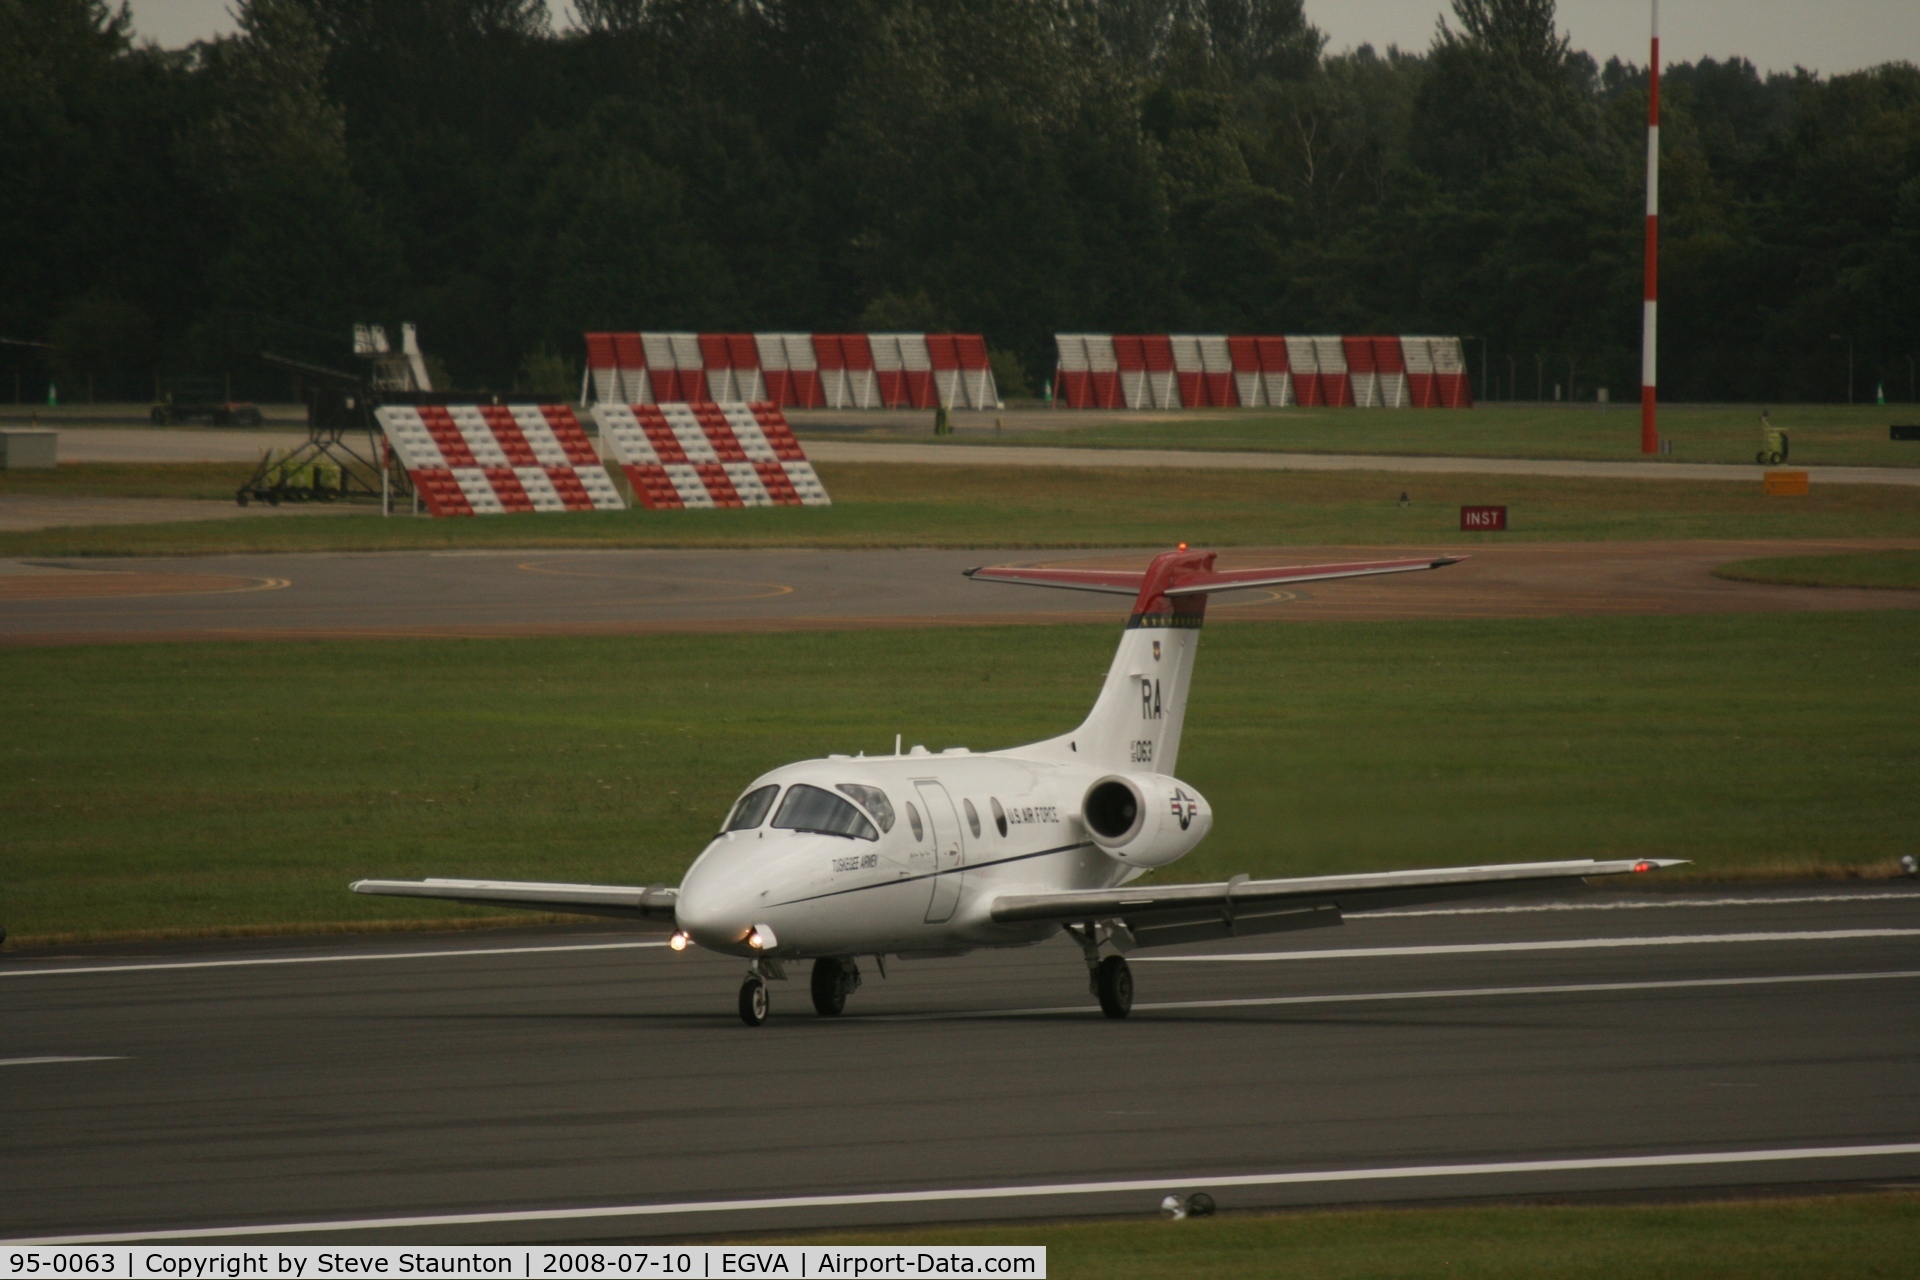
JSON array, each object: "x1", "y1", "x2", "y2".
[{"x1": 1082, "y1": 773, "x2": 1212, "y2": 868}]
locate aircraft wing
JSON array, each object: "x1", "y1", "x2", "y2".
[
  {"x1": 350, "y1": 877, "x2": 679, "y2": 924},
  {"x1": 965, "y1": 555, "x2": 1461, "y2": 596},
  {"x1": 990, "y1": 858, "x2": 1685, "y2": 949}
]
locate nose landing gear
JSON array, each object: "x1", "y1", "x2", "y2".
[
  {"x1": 738, "y1": 975, "x2": 770, "y2": 1026},
  {"x1": 738, "y1": 955, "x2": 787, "y2": 1027},
  {"x1": 810, "y1": 957, "x2": 862, "y2": 1016}
]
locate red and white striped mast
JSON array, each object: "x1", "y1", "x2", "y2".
[{"x1": 1640, "y1": 0, "x2": 1661, "y2": 453}]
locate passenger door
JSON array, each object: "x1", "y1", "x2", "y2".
[{"x1": 915, "y1": 779, "x2": 966, "y2": 924}]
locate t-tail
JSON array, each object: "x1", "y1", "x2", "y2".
[{"x1": 966, "y1": 546, "x2": 1463, "y2": 773}]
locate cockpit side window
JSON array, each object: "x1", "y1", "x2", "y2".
[
  {"x1": 724, "y1": 784, "x2": 780, "y2": 832},
  {"x1": 772, "y1": 784, "x2": 879, "y2": 841},
  {"x1": 836, "y1": 784, "x2": 896, "y2": 833}
]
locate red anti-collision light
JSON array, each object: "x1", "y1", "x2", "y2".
[{"x1": 1632, "y1": 860, "x2": 1655, "y2": 872}]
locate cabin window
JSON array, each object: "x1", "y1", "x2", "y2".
[
  {"x1": 906, "y1": 801, "x2": 924, "y2": 842},
  {"x1": 836, "y1": 783, "x2": 896, "y2": 833},
  {"x1": 963, "y1": 798, "x2": 981, "y2": 838},
  {"x1": 771, "y1": 784, "x2": 879, "y2": 841},
  {"x1": 724, "y1": 784, "x2": 779, "y2": 832},
  {"x1": 990, "y1": 797, "x2": 1008, "y2": 837}
]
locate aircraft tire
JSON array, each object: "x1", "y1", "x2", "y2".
[
  {"x1": 739, "y1": 976, "x2": 769, "y2": 1026},
  {"x1": 810, "y1": 958, "x2": 849, "y2": 1016},
  {"x1": 1096, "y1": 955, "x2": 1133, "y2": 1019}
]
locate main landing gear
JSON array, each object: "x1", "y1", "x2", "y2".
[
  {"x1": 739, "y1": 956, "x2": 865, "y2": 1025},
  {"x1": 810, "y1": 957, "x2": 862, "y2": 1016},
  {"x1": 1067, "y1": 922, "x2": 1134, "y2": 1019}
]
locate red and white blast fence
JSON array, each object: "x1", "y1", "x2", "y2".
[
  {"x1": 584, "y1": 333, "x2": 1001, "y2": 411},
  {"x1": 1053, "y1": 335, "x2": 1471, "y2": 409},
  {"x1": 375, "y1": 403, "x2": 626, "y2": 516},
  {"x1": 592, "y1": 401, "x2": 830, "y2": 509},
  {"x1": 374, "y1": 400, "x2": 830, "y2": 516}
]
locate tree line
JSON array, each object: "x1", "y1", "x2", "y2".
[{"x1": 4, "y1": 0, "x2": 1917, "y2": 404}]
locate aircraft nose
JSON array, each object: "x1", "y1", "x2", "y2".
[{"x1": 675, "y1": 849, "x2": 759, "y2": 952}]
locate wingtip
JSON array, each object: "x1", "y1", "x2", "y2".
[
  {"x1": 962, "y1": 567, "x2": 981, "y2": 578},
  {"x1": 1431, "y1": 555, "x2": 1467, "y2": 568}
]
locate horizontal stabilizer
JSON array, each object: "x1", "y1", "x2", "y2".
[
  {"x1": 966, "y1": 555, "x2": 1461, "y2": 597},
  {"x1": 351, "y1": 877, "x2": 678, "y2": 924},
  {"x1": 992, "y1": 858, "x2": 1685, "y2": 949}
]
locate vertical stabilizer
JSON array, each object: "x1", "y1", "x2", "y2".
[{"x1": 1018, "y1": 549, "x2": 1214, "y2": 775}]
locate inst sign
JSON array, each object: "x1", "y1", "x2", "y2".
[{"x1": 1460, "y1": 505, "x2": 1507, "y2": 531}]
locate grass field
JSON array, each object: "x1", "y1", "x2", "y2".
[
  {"x1": 1716, "y1": 549, "x2": 1920, "y2": 590},
  {"x1": 0, "y1": 461, "x2": 257, "y2": 501},
  {"x1": 814, "y1": 403, "x2": 1920, "y2": 468},
  {"x1": 771, "y1": 1193, "x2": 1920, "y2": 1279},
  {"x1": 4, "y1": 610, "x2": 1914, "y2": 944},
  {"x1": 4, "y1": 461, "x2": 1919, "y2": 557}
]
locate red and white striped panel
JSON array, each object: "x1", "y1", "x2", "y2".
[
  {"x1": 927, "y1": 334, "x2": 963, "y2": 409},
  {"x1": 785, "y1": 334, "x2": 824, "y2": 407},
  {"x1": 839, "y1": 334, "x2": 881, "y2": 408},
  {"x1": 1142, "y1": 335, "x2": 1179, "y2": 408},
  {"x1": 592, "y1": 401, "x2": 830, "y2": 509},
  {"x1": 1310, "y1": 336, "x2": 1352, "y2": 407},
  {"x1": 376, "y1": 403, "x2": 624, "y2": 517},
  {"x1": 1343, "y1": 335, "x2": 1381, "y2": 408},
  {"x1": 870, "y1": 333, "x2": 909, "y2": 408},
  {"x1": 1284, "y1": 336, "x2": 1320, "y2": 405},
  {"x1": 1113, "y1": 335, "x2": 1149, "y2": 409},
  {"x1": 698, "y1": 334, "x2": 734, "y2": 402},
  {"x1": 1085, "y1": 334, "x2": 1122, "y2": 409},
  {"x1": 612, "y1": 333, "x2": 651, "y2": 404},
  {"x1": 585, "y1": 333, "x2": 621, "y2": 405},
  {"x1": 641, "y1": 333, "x2": 681, "y2": 402},
  {"x1": 896, "y1": 333, "x2": 936, "y2": 409},
  {"x1": 1053, "y1": 334, "x2": 1092, "y2": 408},
  {"x1": 1228, "y1": 336, "x2": 1263, "y2": 407},
  {"x1": 1401, "y1": 335, "x2": 1437, "y2": 406},
  {"x1": 1429, "y1": 336, "x2": 1473, "y2": 407},
  {"x1": 953, "y1": 334, "x2": 1000, "y2": 409},
  {"x1": 1255, "y1": 336, "x2": 1291, "y2": 407},
  {"x1": 1372, "y1": 336, "x2": 1409, "y2": 408},
  {"x1": 1197, "y1": 335, "x2": 1236, "y2": 407},
  {"x1": 755, "y1": 333, "x2": 790, "y2": 406},
  {"x1": 1169, "y1": 335, "x2": 1205, "y2": 409},
  {"x1": 727, "y1": 334, "x2": 766, "y2": 403}
]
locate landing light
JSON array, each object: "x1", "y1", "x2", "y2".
[
  {"x1": 747, "y1": 923, "x2": 779, "y2": 950},
  {"x1": 668, "y1": 931, "x2": 690, "y2": 952}
]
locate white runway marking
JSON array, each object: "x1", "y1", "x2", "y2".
[
  {"x1": 866, "y1": 968, "x2": 1920, "y2": 1021},
  {"x1": 13, "y1": 1141, "x2": 1920, "y2": 1243},
  {"x1": 1135, "y1": 929, "x2": 1920, "y2": 964},
  {"x1": 0, "y1": 939, "x2": 665, "y2": 979},
  {"x1": 1371, "y1": 892, "x2": 1920, "y2": 919},
  {"x1": 0, "y1": 1056, "x2": 124, "y2": 1067}
]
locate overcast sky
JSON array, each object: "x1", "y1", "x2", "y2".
[{"x1": 127, "y1": 0, "x2": 1920, "y2": 77}]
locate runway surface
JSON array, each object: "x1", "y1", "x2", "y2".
[
  {"x1": 3, "y1": 886, "x2": 1916, "y2": 1242},
  {"x1": 2, "y1": 539, "x2": 1916, "y2": 644}
]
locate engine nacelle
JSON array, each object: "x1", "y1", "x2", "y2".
[{"x1": 1081, "y1": 773, "x2": 1213, "y2": 869}]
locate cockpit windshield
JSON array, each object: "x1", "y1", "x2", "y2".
[
  {"x1": 723, "y1": 784, "x2": 779, "y2": 832},
  {"x1": 835, "y1": 783, "x2": 895, "y2": 833},
  {"x1": 772, "y1": 784, "x2": 879, "y2": 840}
]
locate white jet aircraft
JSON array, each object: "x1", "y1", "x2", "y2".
[{"x1": 354, "y1": 547, "x2": 1679, "y2": 1025}]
